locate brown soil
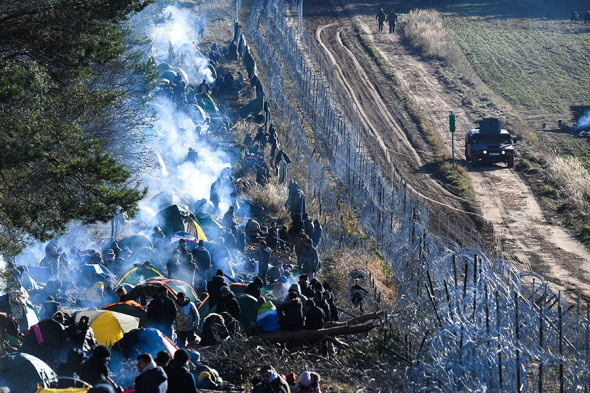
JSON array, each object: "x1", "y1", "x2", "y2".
[{"x1": 303, "y1": 0, "x2": 590, "y2": 301}]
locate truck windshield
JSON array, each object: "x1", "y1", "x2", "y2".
[{"x1": 472, "y1": 134, "x2": 511, "y2": 144}]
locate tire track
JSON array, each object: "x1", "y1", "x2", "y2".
[{"x1": 315, "y1": 22, "x2": 470, "y2": 213}]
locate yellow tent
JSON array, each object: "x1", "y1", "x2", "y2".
[
  {"x1": 76, "y1": 310, "x2": 139, "y2": 346},
  {"x1": 36, "y1": 389, "x2": 88, "y2": 393}
]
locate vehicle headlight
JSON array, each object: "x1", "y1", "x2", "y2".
[
  {"x1": 501, "y1": 150, "x2": 506, "y2": 155},
  {"x1": 483, "y1": 150, "x2": 487, "y2": 155}
]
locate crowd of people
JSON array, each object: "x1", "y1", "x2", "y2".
[{"x1": 0, "y1": 11, "x2": 380, "y2": 393}]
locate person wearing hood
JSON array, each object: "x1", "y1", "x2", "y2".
[
  {"x1": 199, "y1": 313, "x2": 230, "y2": 347},
  {"x1": 135, "y1": 353, "x2": 168, "y2": 393},
  {"x1": 206, "y1": 269, "x2": 227, "y2": 309},
  {"x1": 310, "y1": 220, "x2": 322, "y2": 248},
  {"x1": 286, "y1": 283, "x2": 308, "y2": 305},
  {"x1": 277, "y1": 291, "x2": 304, "y2": 331},
  {"x1": 300, "y1": 240, "x2": 320, "y2": 280},
  {"x1": 254, "y1": 297, "x2": 279, "y2": 333},
  {"x1": 175, "y1": 292, "x2": 199, "y2": 348},
  {"x1": 245, "y1": 276, "x2": 263, "y2": 299},
  {"x1": 165, "y1": 349, "x2": 198, "y2": 393},
  {"x1": 252, "y1": 364, "x2": 291, "y2": 393},
  {"x1": 216, "y1": 286, "x2": 241, "y2": 319},
  {"x1": 78, "y1": 345, "x2": 121, "y2": 390},
  {"x1": 304, "y1": 299, "x2": 324, "y2": 330},
  {"x1": 296, "y1": 371, "x2": 321, "y2": 393}
]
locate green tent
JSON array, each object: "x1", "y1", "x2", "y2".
[
  {"x1": 115, "y1": 265, "x2": 162, "y2": 288},
  {"x1": 198, "y1": 93, "x2": 219, "y2": 114},
  {"x1": 236, "y1": 94, "x2": 265, "y2": 118},
  {"x1": 236, "y1": 293, "x2": 259, "y2": 333},
  {"x1": 0, "y1": 353, "x2": 57, "y2": 392},
  {"x1": 157, "y1": 63, "x2": 171, "y2": 73}
]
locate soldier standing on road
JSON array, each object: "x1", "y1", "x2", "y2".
[
  {"x1": 386, "y1": 10, "x2": 398, "y2": 33},
  {"x1": 376, "y1": 9, "x2": 386, "y2": 32}
]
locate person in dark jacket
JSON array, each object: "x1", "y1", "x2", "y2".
[
  {"x1": 66, "y1": 315, "x2": 97, "y2": 352},
  {"x1": 206, "y1": 270, "x2": 227, "y2": 309},
  {"x1": 200, "y1": 313, "x2": 230, "y2": 347},
  {"x1": 166, "y1": 251, "x2": 181, "y2": 280},
  {"x1": 277, "y1": 291, "x2": 304, "y2": 331},
  {"x1": 56, "y1": 349, "x2": 85, "y2": 378},
  {"x1": 135, "y1": 353, "x2": 168, "y2": 393},
  {"x1": 216, "y1": 286, "x2": 241, "y2": 318},
  {"x1": 155, "y1": 351, "x2": 171, "y2": 370},
  {"x1": 300, "y1": 239, "x2": 320, "y2": 280},
  {"x1": 165, "y1": 349, "x2": 198, "y2": 393},
  {"x1": 313, "y1": 291, "x2": 331, "y2": 323},
  {"x1": 257, "y1": 241, "x2": 272, "y2": 286},
  {"x1": 324, "y1": 289, "x2": 338, "y2": 322},
  {"x1": 304, "y1": 299, "x2": 324, "y2": 330},
  {"x1": 298, "y1": 275, "x2": 314, "y2": 299},
  {"x1": 376, "y1": 8, "x2": 386, "y2": 32},
  {"x1": 192, "y1": 240, "x2": 211, "y2": 290},
  {"x1": 245, "y1": 277, "x2": 263, "y2": 299},
  {"x1": 310, "y1": 220, "x2": 322, "y2": 248},
  {"x1": 147, "y1": 286, "x2": 177, "y2": 338},
  {"x1": 78, "y1": 345, "x2": 118, "y2": 389}
]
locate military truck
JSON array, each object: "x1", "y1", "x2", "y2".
[{"x1": 465, "y1": 118, "x2": 514, "y2": 168}]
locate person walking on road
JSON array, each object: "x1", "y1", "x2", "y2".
[
  {"x1": 376, "y1": 9, "x2": 386, "y2": 32},
  {"x1": 386, "y1": 10, "x2": 398, "y2": 33}
]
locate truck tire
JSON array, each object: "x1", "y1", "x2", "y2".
[
  {"x1": 465, "y1": 149, "x2": 470, "y2": 161},
  {"x1": 507, "y1": 155, "x2": 514, "y2": 168},
  {"x1": 472, "y1": 158, "x2": 479, "y2": 167}
]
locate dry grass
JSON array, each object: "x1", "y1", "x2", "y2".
[
  {"x1": 547, "y1": 155, "x2": 590, "y2": 211},
  {"x1": 249, "y1": 181, "x2": 290, "y2": 224},
  {"x1": 403, "y1": 9, "x2": 479, "y2": 87}
]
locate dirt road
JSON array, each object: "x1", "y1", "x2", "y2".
[{"x1": 304, "y1": 0, "x2": 590, "y2": 300}]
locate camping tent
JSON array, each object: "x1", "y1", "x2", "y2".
[
  {"x1": 118, "y1": 234, "x2": 154, "y2": 253},
  {"x1": 194, "y1": 213, "x2": 223, "y2": 240},
  {"x1": 115, "y1": 265, "x2": 162, "y2": 288},
  {"x1": 199, "y1": 93, "x2": 219, "y2": 115},
  {"x1": 76, "y1": 264, "x2": 116, "y2": 286},
  {"x1": 75, "y1": 310, "x2": 139, "y2": 347},
  {"x1": 152, "y1": 205, "x2": 207, "y2": 241},
  {"x1": 0, "y1": 353, "x2": 57, "y2": 393},
  {"x1": 110, "y1": 328, "x2": 178, "y2": 373},
  {"x1": 183, "y1": 103, "x2": 209, "y2": 123},
  {"x1": 125, "y1": 249, "x2": 164, "y2": 273},
  {"x1": 139, "y1": 277, "x2": 199, "y2": 304},
  {"x1": 236, "y1": 93, "x2": 265, "y2": 119},
  {"x1": 101, "y1": 301, "x2": 149, "y2": 327}
]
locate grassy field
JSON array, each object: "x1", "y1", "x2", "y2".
[
  {"x1": 402, "y1": 0, "x2": 590, "y2": 241},
  {"x1": 444, "y1": 14, "x2": 590, "y2": 123}
]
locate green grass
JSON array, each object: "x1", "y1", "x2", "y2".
[{"x1": 444, "y1": 15, "x2": 590, "y2": 121}]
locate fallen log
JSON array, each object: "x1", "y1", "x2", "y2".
[
  {"x1": 248, "y1": 321, "x2": 378, "y2": 345},
  {"x1": 324, "y1": 310, "x2": 385, "y2": 328}
]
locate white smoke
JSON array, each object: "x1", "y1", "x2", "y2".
[
  {"x1": 13, "y1": 1, "x2": 244, "y2": 273},
  {"x1": 576, "y1": 110, "x2": 590, "y2": 130}
]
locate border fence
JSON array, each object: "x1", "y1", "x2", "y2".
[{"x1": 239, "y1": 0, "x2": 590, "y2": 391}]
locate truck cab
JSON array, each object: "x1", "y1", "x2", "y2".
[{"x1": 465, "y1": 118, "x2": 514, "y2": 168}]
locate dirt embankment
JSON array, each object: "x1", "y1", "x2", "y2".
[{"x1": 304, "y1": 0, "x2": 590, "y2": 301}]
